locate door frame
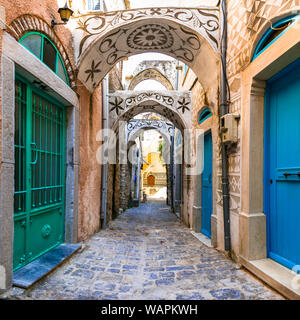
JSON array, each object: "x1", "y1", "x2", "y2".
[
  {"x1": 239, "y1": 12, "x2": 300, "y2": 262},
  {"x1": 0, "y1": 32, "x2": 79, "y2": 290},
  {"x1": 13, "y1": 73, "x2": 67, "y2": 271},
  {"x1": 263, "y1": 58, "x2": 300, "y2": 269}
]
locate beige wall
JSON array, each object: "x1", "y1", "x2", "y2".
[{"x1": 78, "y1": 84, "x2": 103, "y2": 240}]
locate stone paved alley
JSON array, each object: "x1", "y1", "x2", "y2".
[{"x1": 2, "y1": 202, "x2": 283, "y2": 300}]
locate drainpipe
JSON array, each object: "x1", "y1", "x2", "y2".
[
  {"x1": 220, "y1": 0, "x2": 231, "y2": 252},
  {"x1": 100, "y1": 74, "x2": 109, "y2": 229},
  {"x1": 170, "y1": 135, "x2": 174, "y2": 211},
  {"x1": 171, "y1": 61, "x2": 179, "y2": 211}
]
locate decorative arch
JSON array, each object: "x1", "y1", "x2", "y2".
[
  {"x1": 108, "y1": 90, "x2": 192, "y2": 131},
  {"x1": 126, "y1": 119, "x2": 174, "y2": 144},
  {"x1": 75, "y1": 7, "x2": 221, "y2": 96},
  {"x1": 8, "y1": 14, "x2": 76, "y2": 88},
  {"x1": 128, "y1": 68, "x2": 174, "y2": 90}
]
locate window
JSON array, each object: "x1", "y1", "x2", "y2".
[
  {"x1": 19, "y1": 32, "x2": 69, "y2": 85},
  {"x1": 198, "y1": 107, "x2": 212, "y2": 124},
  {"x1": 87, "y1": 0, "x2": 100, "y2": 10},
  {"x1": 252, "y1": 15, "x2": 299, "y2": 61}
]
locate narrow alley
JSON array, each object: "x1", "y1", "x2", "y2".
[
  {"x1": 1, "y1": 0, "x2": 300, "y2": 302},
  {"x1": 3, "y1": 202, "x2": 282, "y2": 300}
]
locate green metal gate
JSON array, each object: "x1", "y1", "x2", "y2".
[{"x1": 14, "y1": 75, "x2": 65, "y2": 271}]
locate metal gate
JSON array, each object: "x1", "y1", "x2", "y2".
[{"x1": 13, "y1": 75, "x2": 65, "y2": 271}]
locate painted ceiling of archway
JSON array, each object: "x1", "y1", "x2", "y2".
[
  {"x1": 127, "y1": 119, "x2": 175, "y2": 144},
  {"x1": 74, "y1": 7, "x2": 221, "y2": 92},
  {"x1": 109, "y1": 90, "x2": 192, "y2": 130}
]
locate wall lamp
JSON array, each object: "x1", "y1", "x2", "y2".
[{"x1": 51, "y1": 2, "x2": 74, "y2": 28}]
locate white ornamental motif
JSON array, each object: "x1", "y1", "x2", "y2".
[{"x1": 127, "y1": 24, "x2": 174, "y2": 50}]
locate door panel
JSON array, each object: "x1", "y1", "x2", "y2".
[
  {"x1": 201, "y1": 131, "x2": 213, "y2": 238},
  {"x1": 266, "y1": 58, "x2": 300, "y2": 270},
  {"x1": 29, "y1": 207, "x2": 64, "y2": 261},
  {"x1": 13, "y1": 76, "x2": 65, "y2": 271}
]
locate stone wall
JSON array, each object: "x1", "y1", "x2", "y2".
[
  {"x1": 106, "y1": 63, "x2": 123, "y2": 221},
  {"x1": 119, "y1": 163, "x2": 131, "y2": 210},
  {"x1": 106, "y1": 164, "x2": 115, "y2": 222}
]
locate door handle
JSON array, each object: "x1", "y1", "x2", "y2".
[
  {"x1": 208, "y1": 173, "x2": 212, "y2": 184},
  {"x1": 30, "y1": 142, "x2": 38, "y2": 165},
  {"x1": 283, "y1": 172, "x2": 300, "y2": 177}
]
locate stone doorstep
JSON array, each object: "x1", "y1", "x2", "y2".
[
  {"x1": 190, "y1": 231, "x2": 213, "y2": 248},
  {"x1": 239, "y1": 256, "x2": 300, "y2": 300},
  {"x1": 13, "y1": 243, "x2": 81, "y2": 289}
]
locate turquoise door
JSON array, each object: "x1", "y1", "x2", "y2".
[
  {"x1": 201, "y1": 131, "x2": 213, "y2": 238},
  {"x1": 13, "y1": 76, "x2": 66, "y2": 271},
  {"x1": 265, "y1": 58, "x2": 300, "y2": 270}
]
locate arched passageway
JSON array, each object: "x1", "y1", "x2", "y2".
[
  {"x1": 74, "y1": 6, "x2": 221, "y2": 229},
  {"x1": 74, "y1": 7, "x2": 221, "y2": 103},
  {"x1": 109, "y1": 90, "x2": 191, "y2": 131}
]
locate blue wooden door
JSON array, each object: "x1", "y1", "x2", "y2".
[
  {"x1": 265, "y1": 58, "x2": 300, "y2": 270},
  {"x1": 201, "y1": 131, "x2": 213, "y2": 238}
]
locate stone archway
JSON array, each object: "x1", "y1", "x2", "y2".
[
  {"x1": 128, "y1": 68, "x2": 174, "y2": 90},
  {"x1": 74, "y1": 6, "x2": 221, "y2": 228},
  {"x1": 74, "y1": 7, "x2": 221, "y2": 102},
  {"x1": 126, "y1": 119, "x2": 175, "y2": 144},
  {"x1": 109, "y1": 94, "x2": 192, "y2": 225},
  {"x1": 108, "y1": 90, "x2": 192, "y2": 131}
]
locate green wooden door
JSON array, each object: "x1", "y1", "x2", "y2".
[{"x1": 13, "y1": 76, "x2": 65, "y2": 271}]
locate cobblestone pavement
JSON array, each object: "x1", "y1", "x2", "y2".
[{"x1": 3, "y1": 201, "x2": 283, "y2": 300}]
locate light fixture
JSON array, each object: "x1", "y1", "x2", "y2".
[{"x1": 51, "y1": 2, "x2": 74, "y2": 28}]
